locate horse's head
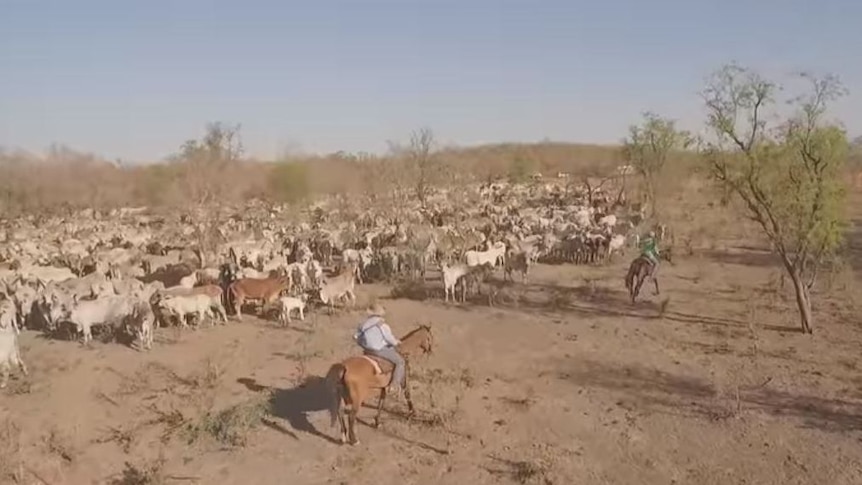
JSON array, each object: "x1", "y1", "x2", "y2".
[
  {"x1": 661, "y1": 247, "x2": 674, "y2": 264},
  {"x1": 417, "y1": 324, "x2": 434, "y2": 355}
]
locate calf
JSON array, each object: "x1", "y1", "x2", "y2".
[
  {"x1": 277, "y1": 294, "x2": 307, "y2": 325},
  {"x1": 504, "y1": 250, "x2": 530, "y2": 283},
  {"x1": 126, "y1": 301, "x2": 155, "y2": 351},
  {"x1": 306, "y1": 259, "x2": 324, "y2": 289},
  {"x1": 441, "y1": 263, "x2": 470, "y2": 303}
]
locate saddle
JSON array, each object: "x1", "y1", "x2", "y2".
[
  {"x1": 360, "y1": 352, "x2": 395, "y2": 375},
  {"x1": 637, "y1": 254, "x2": 657, "y2": 266}
]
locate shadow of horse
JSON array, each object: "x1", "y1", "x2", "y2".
[{"x1": 237, "y1": 376, "x2": 341, "y2": 444}]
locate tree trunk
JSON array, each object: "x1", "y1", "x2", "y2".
[{"x1": 788, "y1": 268, "x2": 814, "y2": 334}]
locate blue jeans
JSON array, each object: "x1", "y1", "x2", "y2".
[
  {"x1": 366, "y1": 346, "x2": 406, "y2": 389},
  {"x1": 644, "y1": 254, "x2": 659, "y2": 277}
]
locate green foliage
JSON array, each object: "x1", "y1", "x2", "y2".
[
  {"x1": 184, "y1": 396, "x2": 269, "y2": 448},
  {"x1": 623, "y1": 112, "x2": 691, "y2": 216},
  {"x1": 702, "y1": 65, "x2": 849, "y2": 263},
  {"x1": 269, "y1": 161, "x2": 309, "y2": 203},
  {"x1": 850, "y1": 135, "x2": 862, "y2": 169},
  {"x1": 508, "y1": 156, "x2": 536, "y2": 183},
  {"x1": 700, "y1": 64, "x2": 849, "y2": 333}
]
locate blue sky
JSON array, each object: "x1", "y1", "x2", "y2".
[{"x1": 1, "y1": 0, "x2": 860, "y2": 162}]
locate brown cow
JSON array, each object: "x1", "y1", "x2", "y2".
[{"x1": 227, "y1": 276, "x2": 290, "y2": 320}]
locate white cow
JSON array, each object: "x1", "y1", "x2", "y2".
[
  {"x1": 158, "y1": 293, "x2": 227, "y2": 327},
  {"x1": 61, "y1": 296, "x2": 139, "y2": 345},
  {"x1": 0, "y1": 299, "x2": 27, "y2": 388},
  {"x1": 441, "y1": 263, "x2": 470, "y2": 303}
]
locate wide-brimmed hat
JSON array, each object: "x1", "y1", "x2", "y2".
[{"x1": 366, "y1": 302, "x2": 386, "y2": 316}]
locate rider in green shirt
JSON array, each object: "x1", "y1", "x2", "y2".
[{"x1": 641, "y1": 230, "x2": 660, "y2": 274}]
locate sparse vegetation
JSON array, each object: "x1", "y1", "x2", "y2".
[
  {"x1": 109, "y1": 455, "x2": 168, "y2": 485},
  {"x1": 700, "y1": 64, "x2": 849, "y2": 334},
  {"x1": 184, "y1": 395, "x2": 270, "y2": 448},
  {"x1": 0, "y1": 57, "x2": 860, "y2": 485},
  {"x1": 623, "y1": 112, "x2": 692, "y2": 218},
  {"x1": 0, "y1": 418, "x2": 22, "y2": 484}
]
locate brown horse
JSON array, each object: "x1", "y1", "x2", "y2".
[
  {"x1": 625, "y1": 248, "x2": 673, "y2": 303},
  {"x1": 325, "y1": 324, "x2": 434, "y2": 445}
]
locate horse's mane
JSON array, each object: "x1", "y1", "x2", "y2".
[{"x1": 400, "y1": 324, "x2": 431, "y2": 341}]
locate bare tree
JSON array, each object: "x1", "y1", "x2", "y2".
[
  {"x1": 392, "y1": 127, "x2": 438, "y2": 207},
  {"x1": 701, "y1": 64, "x2": 849, "y2": 334},
  {"x1": 171, "y1": 122, "x2": 244, "y2": 206}
]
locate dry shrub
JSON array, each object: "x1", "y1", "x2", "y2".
[
  {"x1": 0, "y1": 141, "x2": 632, "y2": 216},
  {"x1": 187, "y1": 358, "x2": 225, "y2": 391},
  {"x1": 95, "y1": 424, "x2": 143, "y2": 454},
  {"x1": 109, "y1": 455, "x2": 168, "y2": 485},
  {"x1": 412, "y1": 367, "x2": 472, "y2": 429},
  {"x1": 43, "y1": 426, "x2": 77, "y2": 464},
  {"x1": 0, "y1": 417, "x2": 22, "y2": 483},
  {"x1": 486, "y1": 456, "x2": 552, "y2": 485},
  {"x1": 183, "y1": 395, "x2": 270, "y2": 448}
]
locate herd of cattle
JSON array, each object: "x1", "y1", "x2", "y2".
[{"x1": 0, "y1": 179, "x2": 647, "y2": 387}]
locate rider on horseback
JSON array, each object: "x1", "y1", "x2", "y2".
[
  {"x1": 353, "y1": 303, "x2": 406, "y2": 395},
  {"x1": 641, "y1": 230, "x2": 660, "y2": 276}
]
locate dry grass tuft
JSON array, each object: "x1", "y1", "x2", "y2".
[
  {"x1": 486, "y1": 456, "x2": 551, "y2": 485},
  {"x1": 109, "y1": 455, "x2": 168, "y2": 485},
  {"x1": 95, "y1": 425, "x2": 142, "y2": 454},
  {"x1": 43, "y1": 426, "x2": 77, "y2": 464},
  {"x1": 183, "y1": 394, "x2": 270, "y2": 448},
  {"x1": 0, "y1": 418, "x2": 22, "y2": 484}
]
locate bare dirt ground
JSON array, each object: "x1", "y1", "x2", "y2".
[{"x1": 3, "y1": 199, "x2": 862, "y2": 484}]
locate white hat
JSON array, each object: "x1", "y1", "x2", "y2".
[{"x1": 366, "y1": 302, "x2": 386, "y2": 316}]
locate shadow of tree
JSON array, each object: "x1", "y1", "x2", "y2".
[
  {"x1": 556, "y1": 358, "x2": 862, "y2": 432},
  {"x1": 699, "y1": 247, "x2": 780, "y2": 268},
  {"x1": 236, "y1": 376, "x2": 340, "y2": 444}
]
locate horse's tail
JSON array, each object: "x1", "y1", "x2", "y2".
[{"x1": 325, "y1": 363, "x2": 346, "y2": 428}]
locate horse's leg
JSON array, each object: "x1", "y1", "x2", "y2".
[
  {"x1": 347, "y1": 405, "x2": 358, "y2": 445},
  {"x1": 633, "y1": 272, "x2": 645, "y2": 303},
  {"x1": 346, "y1": 386, "x2": 362, "y2": 445},
  {"x1": 373, "y1": 387, "x2": 387, "y2": 428},
  {"x1": 403, "y1": 364, "x2": 415, "y2": 416},
  {"x1": 337, "y1": 399, "x2": 349, "y2": 444}
]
